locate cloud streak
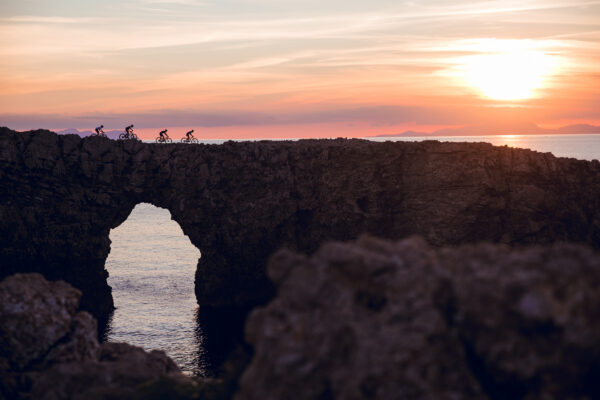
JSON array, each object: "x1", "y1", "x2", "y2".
[
  {"x1": 3, "y1": 1, "x2": 600, "y2": 55},
  {"x1": 1, "y1": 0, "x2": 599, "y2": 132},
  {"x1": 6, "y1": 101, "x2": 600, "y2": 131}
]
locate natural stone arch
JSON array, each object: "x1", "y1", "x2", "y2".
[{"x1": 0, "y1": 127, "x2": 599, "y2": 326}]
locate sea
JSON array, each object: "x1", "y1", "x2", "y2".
[{"x1": 104, "y1": 134, "x2": 600, "y2": 376}]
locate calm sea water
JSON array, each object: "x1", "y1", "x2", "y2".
[
  {"x1": 104, "y1": 204, "x2": 206, "y2": 375},
  {"x1": 104, "y1": 134, "x2": 599, "y2": 375},
  {"x1": 369, "y1": 134, "x2": 600, "y2": 161}
]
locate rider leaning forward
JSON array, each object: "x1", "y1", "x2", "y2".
[{"x1": 91, "y1": 126, "x2": 201, "y2": 141}]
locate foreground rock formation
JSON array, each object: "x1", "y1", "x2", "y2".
[
  {"x1": 239, "y1": 236, "x2": 600, "y2": 400},
  {"x1": 0, "y1": 127, "x2": 599, "y2": 323},
  {"x1": 0, "y1": 273, "x2": 195, "y2": 399},
  {"x1": 4, "y1": 239, "x2": 599, "y2": 399}
]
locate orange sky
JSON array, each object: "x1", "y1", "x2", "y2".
[{"x1": 1, "y1": 0, "x2": 599, "y2": 139}]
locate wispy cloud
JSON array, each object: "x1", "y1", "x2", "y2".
[
  {"x1": 0, "y1": 16, "x2": 98, "y2": 24},
  {"x1": 0, "y1": 106, "x2": 469, "y2": 129},
  {"x1": 3, "y1": 1, "x2": 599, "y2": 55},
  {"x1": 138, "y1": 0, "x2": 206, "y2": 4},
  {"x1": 4, "y1": 102, "x2": 598, "y2": 132},
  {"x1": 1, "y1": 0, "x2": 598, "y2": 130},
  {"x1": 426, "y1": 0, "x2": 600, "y2": 16}
]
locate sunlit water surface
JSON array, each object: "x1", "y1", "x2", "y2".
[
  {"x1": 105, "y1": 134, "x2": 598, "y2": 375},
  {"x1": 369, "y1": 134, "x2": 600, "y2": 161}
]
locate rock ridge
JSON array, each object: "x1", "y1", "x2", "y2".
[{"x1": 0, "y1": 127, "x2": 599, "y2": 320}]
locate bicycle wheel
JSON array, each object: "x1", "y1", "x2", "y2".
[
  {"x1": 118, "y1": 133, "x2": 127, "y2": 140},
  {"x1": 180, "y1": 138, "x2": 186, "y2": 143},
  {"x1": 155, "y1": 137, "x2": 162, "y2": 143},
  {"x1": 166, "y1": 138, "x2": 172, "y2": 143},
  {"x1": 191, "y1": 138, "x2": 199, "y2": 144}
]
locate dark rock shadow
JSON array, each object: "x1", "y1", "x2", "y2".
[
  {"x1": 97, "y1": 310, "x2": 114, "y2": 343},
  {"x1": 194, "y1": 305, "x2": 253, "y2": 379}
]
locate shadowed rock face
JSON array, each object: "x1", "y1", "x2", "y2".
[
  {"x1": 0, "y1": 127, "x2": 599, "y2": 320},
  {"x1": 0, "y1": 273, "x2": 188, "y2": 400},
  {"x1": 239, "y1": 236, "x2": 600, "y2": 400},
  {"x1": 4, "y1": 241, "x2": 600, "y2": 399}
]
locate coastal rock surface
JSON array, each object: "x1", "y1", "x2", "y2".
[
  {"x1": 2, "y1": 242, "x2": 600, "y2": 399},
  {"x1": 0, "y1": 128, "x2": 599, "y2": 321},
  {"x1": 0, "y1": 273, "x2": 191, "y2": 400},
  {"x1": 238, "y1": 236, "x2": 600, "y2": 400}
]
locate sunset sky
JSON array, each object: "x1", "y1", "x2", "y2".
[{"x1": 1, "y1": 0, "x2": 599, "y2": 138}]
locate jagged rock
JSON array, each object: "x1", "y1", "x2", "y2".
[
  {"x1": 237, "y1": 236, "x2": 600, "y2": 400},
  {"x1": 0, "y1": 127, "x2": 599, "y2": 325},
  {"x1": 0, "y1": 273, "x2": 83, "y2": 369},
  {"x1": 43, "y1": 312, "x2": 100, "y2": 366},
  {"x1": 27, "y1": 344, "x2": 183, "y2": 400},
  {"x1": 0, "y1": 273, "x2": 193, "y2": 400}
]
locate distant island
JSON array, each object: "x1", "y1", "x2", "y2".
[{"x1": 372, "y1": 123, "x2": 600, "y2": 138}]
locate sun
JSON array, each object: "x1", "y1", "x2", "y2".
[{"x1": 456, "y1": 41, "x2": 558, "y2": 101}]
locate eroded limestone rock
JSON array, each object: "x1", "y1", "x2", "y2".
[
  {"x1": 0, "y1": 273, "x2": 192, "y2": 400},
  {"x1": 0, "y1": 128, "x2": 599, "y2": 324},
  {"x1": 238, "y1": 236, "x2": 600, "y2": 400},
  {"x1": 0, "y1": 273, "x2": 83, "y2": 369}
]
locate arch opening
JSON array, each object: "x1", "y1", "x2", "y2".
[{"x1": 102, "y1": 202, "x2": 207, "y2": 375}]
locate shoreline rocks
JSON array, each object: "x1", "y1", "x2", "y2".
[
  {"x1": 238, "y1": 236, "x2": 600, "y2": 400},
  {"x1": 3, "y1": 236, "x2": 600, "y2": 399},
  {"x1": 0, "y1": 273, "x2": 192, "y2": 400}
]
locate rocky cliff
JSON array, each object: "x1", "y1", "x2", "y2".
[{"x1": 0, "y1": 127, "x2": 599, "y2": 321}]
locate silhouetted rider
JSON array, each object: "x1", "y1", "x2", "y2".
[
  {"x1": 125, "y1": 125, "x2": 134, "y2": 136},
  {"x1": 95, "y1": 125, "x2": 104, "y2": 135},
  {"x1": 159, "y1": 129, "x2": 168, "y2": 139},
  {"x1": 186, "y1": 129, "x2": 194, "y2": 139}
]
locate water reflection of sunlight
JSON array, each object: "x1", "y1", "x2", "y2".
[
  {"x1": 367, "y1": 134, "x2": 600, "y2": 161},
  {"x1": 494, "y1": 135, "x2": 521, "y2": 147}
]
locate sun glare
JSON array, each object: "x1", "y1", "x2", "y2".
[{"x1": 455, "y1": 40, "x2": 559, "y2": 101}]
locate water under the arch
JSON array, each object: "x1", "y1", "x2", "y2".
[{"x1": 104, "y1": 202, "x2": 208, "y2": 375}]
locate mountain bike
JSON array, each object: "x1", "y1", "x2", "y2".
[
  {"x1": 119, "y1": 131, "x2": 139, "y2": 140},
  {"x1": 156, "y1": 134, "x2": 172, "y2": 143},
  {"x1": 180, "y1": 135, "x2": 199, "y2": 144}
]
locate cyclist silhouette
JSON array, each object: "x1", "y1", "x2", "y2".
[
  {"x1": 95, "y1": 125, "x2": 104, "y2": 135},
  {"x1": 119, "y1": 125, "x2": 138, "y2": 140},
  {"x1": 155, "y1": 129, "x2": 171, "y2": 143},
  {"x1": 180, "y1": 130, "x2": 197, "y2": 143}
]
